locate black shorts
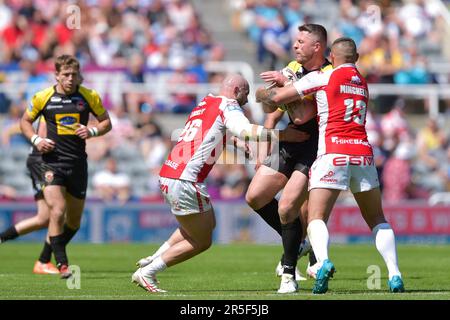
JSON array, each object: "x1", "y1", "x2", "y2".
[
  {"x1": 41, "y1": 161, "x2": 88, "y2": 199},
  {"x1": 26, "y1": 155, "x2": 45, "y2": 200},
  {"x1": 263, "y1": 118, "x2": 318, "y2": 179}
]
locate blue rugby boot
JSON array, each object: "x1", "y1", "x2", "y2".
[
  {"x1": 312, "y1": 259, "x2": 335, "y2": 294},
  {"x1": 388, "y1": 275, "x2": 405, "y2": 293}
]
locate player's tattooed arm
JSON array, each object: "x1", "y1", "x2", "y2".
[
  {"x1": 256, "y1": 85, "x2": 300, "y2": 112},
  {"x1": 256, "y1": 87, "x2": 278, "y2": 113},
  {"x1": 256, "y1": 87, "x2": 277, "y2": 105}
]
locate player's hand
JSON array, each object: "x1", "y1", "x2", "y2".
[
  {"x1": 75, "y1": 124, "x2": 91, "y2": 139},
  {"x1": 279, "y1": 125, "x2": 310, "y2": 142},
  {"x1": 36, "y1": 138, "x2": 55, "y2": 153},
  {"x1": 260, "y1": 71, "x2": 288, "y2": 87}
]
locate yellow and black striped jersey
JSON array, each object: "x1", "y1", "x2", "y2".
[{"x1": 27, "y1": 85, "x2": 106, "y2": 162}]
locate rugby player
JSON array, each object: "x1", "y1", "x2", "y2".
[{"x1": 20, "y1": 55, "x2": 112, "y2": 279}]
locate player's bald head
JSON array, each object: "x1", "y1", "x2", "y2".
[
  {"x1": 222, "y1": 73, "x2": 248, "y2": 90},
  {"x1": 220, "y1": 73, "x2": 249, "y2": 106},
  {"x1": 331, "y1": 37, "x2": 359, "y2": 64}
]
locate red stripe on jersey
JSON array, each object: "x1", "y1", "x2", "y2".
[
  {"x1": 303, "y1": 85, "x2": 326, "y2": 96},
  {"x1": 192, "y1": 182, "x2": 204, "y2": 212}
]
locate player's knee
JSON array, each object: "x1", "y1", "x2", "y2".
[
  {"x1": 49, "y1": 207, "x2": 65, "y2": 223},
  {"x1": 36, "y1": 216, "x2": 50, "y2": 228},
  {"x1": 245, "y1": 190, "x2": 263, "y2": 209},
  {"x1": 278, "y1": 201, "x2": 296, "y2": 222}
]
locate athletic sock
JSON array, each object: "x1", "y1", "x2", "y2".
[
  {"x1": 0, "y1": 226, "x2": 19, "y2": 243},
  {"x1": 62, "y1": 224, "x2": 79, "y2": 245},
  {"x1": 142, "y1": 256, "x2": 167, "y2": 276},
  {"x1": 309, "y1": 251, "x2": 317, "y2": 266},
  {"x1": 49, "y1": 234, "x2": 69, "y2": 267},
  {"x1": 281, "y1": 218, "x2": 302, "y2": 277},
  {"x1": 38, "y1": 241, "x2": 53, "y2": 263},
  {"x1": 372, "y1": 223, "x2": 401, "y2": 280},
  {"x1": 152, "y1": 241, "x2": 170, "y2": 258},
  {"x1": 255, "y1": 199, "x2": 281, "y2": 236},
  {"x1": 307, "y1": 219, "x2": 329, "y2": 264}
]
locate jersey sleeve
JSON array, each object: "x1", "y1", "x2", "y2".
[
  {"x1": 79, "y1": 86, "x2": 107, "y2": 117},
  {"x1": 293, "y1": 70, "x2": 331, "y2": 98},
  {"x1": 26, "y1": 87, "x2": 55, "y2": 121},
  {"x1": 222, "y1": 101, "x2": 251, "y2": 136}
]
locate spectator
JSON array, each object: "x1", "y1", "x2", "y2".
[
  {"x1": 1, "y1": 102, "x2": 29, "y2": 147},
  {"x1": 167, "y1": 56, "x2": 198, "y2": 113},
  {"x1": 0, "y1": 72, "x2": 11, "y2": 114},
  {"x1": 380, "y1": 99, "x2": 412, "y2": 153},
  {"x1": 382, "y1": 142, "x2": 416, "y2": 202},
  {"x1": 92, "y1": 156, "x2": 132, "y2": 203},
  {"x1": 258, "y1": 10, "x2": 291, "y2": 70}
]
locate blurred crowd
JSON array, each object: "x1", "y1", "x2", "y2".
[
  {"x1": 0, "y1": 0, "x2": 449, "y2": 204},
  {"x1": 231, "y1": 0, "x2": 447, "y2": 85}
]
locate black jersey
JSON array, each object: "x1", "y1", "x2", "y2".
[{"x1": 26, "y1": 85, "x2": 106, "y2": 163}]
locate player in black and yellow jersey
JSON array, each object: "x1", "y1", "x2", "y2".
[
  {"x1": 247, "y1": 24, "x2": 332, "y2": 293},
  {"x1": 0, "y1": 118, "x2": 61, "y2": 273},
  {"x1": 20, "y1": 55, "x2": 112, "y2": 278}
]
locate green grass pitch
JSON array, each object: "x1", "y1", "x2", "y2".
[{"x1": 0, "y1": 243, "x2": 449, "y2": 300}]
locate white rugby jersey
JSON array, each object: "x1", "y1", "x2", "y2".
[
  {"x1": 293, "y1": 63, "x2": 373, "y2": 157},
  {"x1": 159, "y1": 94, "x2": 250, "y2": 182}
]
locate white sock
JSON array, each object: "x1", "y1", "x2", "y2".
[
  {"x1": 307, "y1": 219, "x2": 329, "y2": 264},
  {"x1": 152, "y1": 241, "x2": 170, "y2": 259},
  {"x1": 372, "y1": 223, "x2": 401, "y2": 280},
  {"x1": 142, "y1": 256, "x2": 167, "y2": 276}
]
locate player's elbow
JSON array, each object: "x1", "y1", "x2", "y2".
[
  {"x1": 270, "y1": 93, "x2": 287, "y2": 106},
  {"x1": 103, "y1": 120, "x2": 113, "y2": 134}
]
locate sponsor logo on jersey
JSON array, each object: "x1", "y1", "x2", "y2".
[
  {"x1": 164, "y1": 159, "x2": 179, "y2": 170},
  {"x1": 351, "y1": 75, "x2": 362, "y2": 84},
  {"x1": 76, "y1": 100, "x2": 85, "y2": 111},
  {"x1": 51, "y1": 96, "x2": 62, "y2": 102},
  {"x1": 331, "y1": 136, "x2": 370, "y2": 146},
  {"x1": 320, "y1": 170, "x2": 337, "y2": 183},
  {"x1": 47, "y1": 105, "x2": 63, "y2": 109},
  {"x1": 190, "y1": 108, "x2": 206, "y2": 117},
  {"x1": 59, "y1": 116, "x2": 77, "y2": 125},
  {"x1": 62, "y1": 99, "x2": 72, "y2": 103},
  {"x1": 55, "y1": 113, "x2": 80, "y2": 135}
]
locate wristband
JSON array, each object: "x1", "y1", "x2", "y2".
[
  {"x1": 31, "y1": 134, "x2": 43, "y2": 146},
  {"x1": 88, "y1": 127, "x2": 99, "y2": 137}
]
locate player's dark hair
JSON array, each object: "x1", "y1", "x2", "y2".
[
  {"x1": 298, "y1": 24, "x2": 327, "y2": 45},
  {"x1": 331, "y1": 37, "x2": 358, "y2": 62},
  {"x1": 55, "y1": 54, "x2": 80, "y2": 72}
]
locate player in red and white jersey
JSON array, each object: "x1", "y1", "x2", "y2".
[
  {"x1": 131, "y1": 74, "x2": 308, "y2": 293},
  {"x1": 256, "y1": 38, "x2": 405, "y2": 294}
]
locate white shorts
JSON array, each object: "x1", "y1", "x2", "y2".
[
  {"x1": 309, "y1": 154, "x2": 380, "y2": 193},
  {"x1": 159, "y1": 177, "x2": 212, "y2": 216}
]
